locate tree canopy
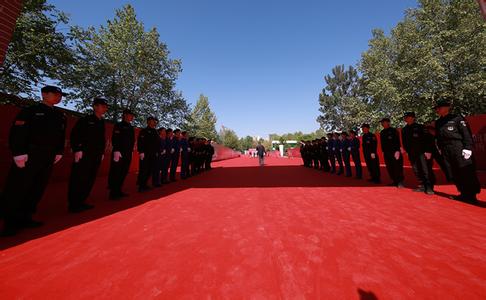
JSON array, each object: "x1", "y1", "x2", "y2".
[{"x1": 187, "y1": 94, "x2": 218, "y2": 140}]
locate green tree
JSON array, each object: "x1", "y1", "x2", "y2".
[
  {"x1": 218, "y1": 126, "x2": 240, "y2": 150},
  {"x1": 317, "y1": 65, "x2": 369, "y2": 131},
  {"x1": 188, "y1": 94, "x2": 218, "y2": 140},
  {"x1": 360, "y1": 0, "x2": 486, "y2": 124},
  {"x1": 239, "y1": 135, "x2": 255, "y2": 151},
  {"x1": 63, "y1": 4, "x2": 187, "y2": 127},
  {"x1": 0, "y1": 0, "x2": 74, "y2": 98}
]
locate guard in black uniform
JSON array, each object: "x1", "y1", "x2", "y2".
[
  {"x1": 379, "y1": 118, "x2": 404, "y2": 188},
  {"x1": 334, "y1": 132, "x2": 344, "y2": 175},
  {"x1": 68, "y1": 97, "x2": 108, "y2": 212},
  {"x1": 1, "y1": 85, "x2": 66, "y2": 235},
  {"x1": 349, "y1": 130, "x2": 362, "y2": 179},
  {"x1": 341, "y1": 132, "x2": 352, "y2": 177},
  {"x1": 108, "y1": 109, "x2": 135, "y2": 200},
  {"x1": 361, "y1": 124, "x2": 381, "y2": 183},
  {"x1": 168, "y1": 129, "x2": 181, "y2": 181},
  {"x1": 205, "y1": 139, "x2": 215, "y2": 170},
  {"x1": 319, "y1": 137, "x2": 330, "y2": 172},
  {"x1": 434, "y1": 100, "x2": 481, "y2": 203},
  {"x1": 152, "y1": 127, "x2": 168, "y2": 187},
  {"x1": 402, "y1": 112, "x2": 434, "y2": 195},
  {"x1": 180, "y1": 131, "x2": 190, "y2": 179},
  {"x1": 426, "y1": 124, "x2": 453, "y2": 182},
  {"x1": 137, "y1": 116, "x2": 160, "y2": 192}
]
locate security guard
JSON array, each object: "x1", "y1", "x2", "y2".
[
  {"x1": 402, "y1": 112, "x2": 434, "y2": 195},
  {"x1": 137, "y1": 116, "x2": 160, "y2": 192},
  {"x1": 152, "y1": 127, "x2": 167, "y2": 187},
  {"x1": 434, "y1": 99, "x2": 480, "y2": 203},
  {"x1": 426, "y1": 124, "x2": 453, "y2": 182},
  {"x1": 68, "y1": 97, "x2": 108, "y2": 212},
  {"x1": 327, "y1": 133, "x2": 336, "y2": 173},
  {"x1": 349, "y1": 130, "x2": 362, "y2": 179},
  {"x1": 319, "y1": 137, "x2": 330, "y2": 172},
  {"x1": 379, "y1": 118, "x2": 404, "y2": 188},
  {"x1": 180, "y1": 131, "x2": 191, "y2": 179},
  {"x1": 1, "y1": 85, "x2": 66, "y2": 236},
  {"x1": 205, "y1": 139, "x2": 215, "y2": 170},
  {"x1": 334, "y1": 132, "x2": 344, "y2": 175},
  {"x1": 361, "y1": 124, "x2": 381, "y2": 183},
  {"x1": 108, "y1": 109, "x2": 135, "y2": 200},
  {"x1": 341, "y1": 132, "x2": 352, "y2": 177},
  {"x1": 168, "y1": 129, "x2": 181, "y2": 181}
]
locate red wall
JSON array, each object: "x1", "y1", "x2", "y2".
[
  {"x1": 287, "y1": 114, "x2": 486, "y2": 171},
  {"x1": 0, "y1": 103, "x2": 239, "y2": 189}
]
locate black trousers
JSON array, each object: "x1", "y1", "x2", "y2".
[
  {"x1": 383, "y1": 152, "x2": 404, "y2": 184},
  {"x1": 205, "y1": 157, "x2": 212, "y2": 170},
  {"x1": 313, "y1": 158, "x2": 320, "y2": 169},
  {"x1": 320, "y1": 154, "x2": 330, "y2": 171},
  {"x1": 181, "y1": 153, "x2": 190, "y2": 178},
  {"x1": 335, "y1": 151, "x2": 344, "y2": 174},
  {"x1": 350, "y1": 150, "x2": 362, "y2": 178},
  {"x1": 137, "y1": 153, "x2": 156, "y2": 188},
  {"x1": 1, "y1": 149, "x2": 55, "y2": 225},
  {"x1": 68, "y1": 153, "x2": 102, "y2": 207},
  {"x1": 108, "y1": 151, "x2": 132, "y2": 194},
  {"x1": 442, "y1": 145, "x2": 480, "y2": 199},
  {"x1": 329, "y1": 152, "x2": 336, "y2": 173},
  {"x1": 432, "y1": 147, "x2": 453, "y2": 181},
  {"x1": 364, "y1": 153, "x2": 380, "y2": 182},
  {"x1": 342, "y1": 151, "x2": 352, "y2": 176},
  {"x1": 169, "y1": 154, "x2": 179, "y2": 180},
  {"x1": 409, "y1": 153, "x2": 434, "y2": 188}
]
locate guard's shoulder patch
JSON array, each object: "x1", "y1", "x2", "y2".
[{"x1": 14, "y1": 120, "x2": 26, "y2": 126}]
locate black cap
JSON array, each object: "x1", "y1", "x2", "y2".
[
  {"x1": 93, "y1": 97, "x2": 108, "y2": 106},
  {"x1": 147, "y1": 116, "x2": 158, "y2": 122},
  {"x1": 403, "y1": 112, "x2": 416, "y2": 118},
  {"x1": 434, "y1": 99, "x2": 451, "y2": 108},
  {"x1": 41, "y1": 85, "x2": 67, "y2": 96},
  {"x1": 122, "y1": 109, "x2": 135, "y2": 116},
  {"x1": 361, "y1": 123, "x2": 370, "y2": 128},
  {"x1": 379, "y1": 117, "x2": 391, "y2": 123}
]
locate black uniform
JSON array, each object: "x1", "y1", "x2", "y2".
[
  {"x1": 68, "y1": 114, "x2": 106, "y2": 209},
  {"x1": 435, "y1": 114, "x2": 480, "y2": 202},
  {"x1": 319, "y1": 140, "x2": 330, "y2": 172},
  {"x1": 137, "y1": 127, "x2": 160, "y2": 190},
  {"x1": 334, "y1": 138, "x2": 344, "y2": 175},
  {"x1": 362, "y1": 132, "x2": 380, "y2": 183},
  {"x1": 205, "y1": 143, "x2": 215, "y2": 170},
  {"x1": 402, "y1": 123, "x2": 435, "y2": 191},
  {"x1": 380, "y1": 127, "x2": 404, "y2": 185},
  {"x1": 1, "y1": 103, "x2": 66, "y2": 229},
  {"x1": 341, "y1": 138, "x2": 352, "y2": 177},
  {"x1": 108, "y1": 120, "x2": 135, "y2": 197},
  {"x1": 349, "y1": 137, "x2": 363, "y2": 179},
  {"x1": 168, "y1": 137, "x2": 181, "y2": 181},
  {"x1": 180, "y1": 138, "x2": 190, "y2": 179}
]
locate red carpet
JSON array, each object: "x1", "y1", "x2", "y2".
[{"x1": 1, "y1": 157, "x2": 485, "y2": 299}]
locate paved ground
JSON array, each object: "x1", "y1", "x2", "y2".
[{"x1": 0, "y1": 157, "x2": 485, "y2": 299}]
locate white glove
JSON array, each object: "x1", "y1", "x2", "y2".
[
  {"x1": 101, "y1": 155, "x2": 104, "y2": 161},
  {"x1": 113, "y1": 151, "x2": 122, "y2": 162},
  {"x1": 139, "y1": 153, "x2": 145, "y2": 160},
  {"x1": 462, "y1": 149, "x2": 472, "y2": 160},
  {"x1": 394, "y1": 151, "x2": 400, "y2": 160},
  {"x1": 371, "y1": 153, "x2": 376, "y2": 159},
  {"x1": 424, "y1": 152, "x2": 432, "y2": 160},
  {"x1": 54, "y1": 155, "x2": 62, "y2": 164},
  {"x1": 188, "y1": 147, "x2": 191, "y2": 152},
  {"x1": 347, "y1": 147, "x2": 351, "y2": 151},
  {"x1": 161, "y1": 150, "x2": 166, "y2": 155},
  {"x1": 171, "y1": 149, "x2": 175, "y2": 154},
  {"x1": 74, "y1": 151, "x2": 83, "y2": 163},
  {"x1": 13, "y1": 154, "x2": 28, "y2": 168},
  {"x1": 340, "y1": 149, "x2": 343, "y2": 152}
]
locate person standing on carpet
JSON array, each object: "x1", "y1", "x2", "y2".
[
  {"x1": 205, "y1": 139, "x2": 215, "y2": 170},
  {"x1": 434, "y1": 99, "x2": 481, "y2": 204},
  {"x1": 361, "y1": 123, "x2": 381, "y2": 184},
  {"x1": 348, "y1": 130, "x2": 363, "y2": 179},
  {"x1": 379, "y1": 118, "x2": 405, "y2": 188},
  {"x1": 152, "y1": 127, "x2": 167, "y2": 187},
  {"x1": 137, "y1": 116, "x2": 160, "y2": 192},
  {"x1": 256, "y1": 142, "x2": 266, "y2": 166},
  {"x1": 68, "y1": 97, "x2": 108, "y2": 212},
  {"x1": 1, "y1": 85, "x2": 67, "y2": 236},
  {"x1": 108, "y1": 109, "x2": 135, "y2": 200},
  {"x1": 168, "y1": 129, "x2": 181, "y2": 181},
  {"x1": 341, "y1": 132, "x2": 352, "y2": 177},
  {"x1": 180, "y1": 131, "x2": 191, "y2": 179}
]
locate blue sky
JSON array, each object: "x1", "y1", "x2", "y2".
[{"x1": 50, "y1": 0, "x2": 417, "y2": 138}]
